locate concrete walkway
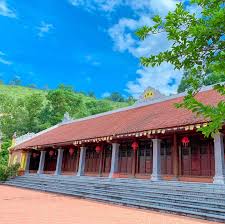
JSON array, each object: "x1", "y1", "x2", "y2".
[{"x1": 0, "y1": 185, "x2": 218, "y2": 224}]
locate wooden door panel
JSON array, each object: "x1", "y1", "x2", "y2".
[
  {"x1": 191, "y1": 154, "x2": 200, "y2": 176},
  {"x1": 146, "y1": 160, "x2": 152, "y2": 174},
  {"x1": 182, "y1": 156, "x2": 190, "y2": 175},
  {"x1": 104, "y1": 157, "x2": 111, "y2": 173},
  {"x1": 166, "y1": 157, "x2": 172, "y2": 175},
  {"x1": 139, "y1": 157, "x2": 145, "y2": 173},
  {"x1": 200, "y1": 154, "x2": 210, "y2": 176},
  {"x1": 127, "y1": 157, "x2": 132, "y2": 174},
  {"x1": 62, "y1": 151, "x2": 78, "y2": 172}
]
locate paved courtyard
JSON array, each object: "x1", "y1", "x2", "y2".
[{"x1": 0, "y1": 185, "x2": 219, "y2": 224}]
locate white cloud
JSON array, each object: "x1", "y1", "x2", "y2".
[
  {"x1": 0, "y1": 0, "x2": 16, "y2": 18},
  {"x1": 0, "y1": 50, "x2": 12, "y2": 65},
  {"x1": 69, "y1": 0, "x2": 122, "y2": 12},
  {"x1": 69, "y1": 0, "x2": 179, "y2": 15},
  {"x1": 107, "y1": 0, "x2": 185, "y2": 97},
  {"x1": 108, "y1": 14, "x2": 181, "y2": 97},
  {"x1": 37, "y1": 21, "x2": 54, "y2": 37},
  {"x1": 101, "y1": 91, "x2": 110, "y2": 98},
  {"x1": 126, "y1": 63, "x2": 182, "y2": 98},
  {"x1": 69, "y1": 0, "x2": 186, "y2": 97},
  {"x1": 108, "y1": 16, "x2": 171, "y2": 58},
  {"x1": 0, "y1": 57, "x2": 12, "y2": 65}
]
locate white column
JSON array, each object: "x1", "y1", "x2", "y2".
[
  {"x1": 109, "y1": 143, "x2": 120, "y2": 178},
  {"x1": 24, "y1": 152, "x2": 31, "y2": 174},
  {"x1": 37, "y1": 151, "x2": 46, "y2": 175},
  {"x1": 54, "y1": 148, "x2": 64, "y2": 175},
  {"x1": 213, "y1": 133, "x2": 225, "y2": 184},
  {"x1": 77, "y1": 147, "x2": 87, "y2": 176},
  {"x1": 151, "y1": 139, "x2": 162, "y2": 181}
]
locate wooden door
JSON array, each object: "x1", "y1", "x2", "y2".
[
  {"x1": 136, "y1": 140, "x2": 152, "y2": 175},
  {"x1": 118, "y1": 142, "x2": 132, "y2": 175},
  {"x1": 181, "y1": 137, "x2": 214, "y2": 177},
  {"x1": 44, "y1": 150, "x2": 57, "y2": 171},
  {"x1": 160, "y1": 140, "x2": 172, "y2": 175},
  {"x1": 102, "y1": 145, "x2": 112, "y2": 173},
  {"x1": 29, "y1": 151, "x2": 40, "y2": 171},
  {"x1": 85, "y1": 147, "x2": 100, "y2": 173},
  {"x1": 62, "y1": 149, "x2": 79, "y2": 172},
  {"x1": 181, "y1": 146, "x2": 191, "y2": 175}
]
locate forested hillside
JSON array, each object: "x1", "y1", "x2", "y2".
[{"x1": 0, "y1": 84, "x2": 134, "y2": 165}]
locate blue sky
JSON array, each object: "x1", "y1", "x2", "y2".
[{"x1": 0, "y1": 0, "x2": 187, "y2": 98}]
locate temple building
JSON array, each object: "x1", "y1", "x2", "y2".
[{"x1": 9, "y1": 85, "x2": 225, "y2": 184}]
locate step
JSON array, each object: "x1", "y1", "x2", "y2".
[
  {"x1": 19, "y1": 174, "x2": 225, "y2": 192},
  {"x1": 6, "y1": 180, "x2": 225, "y2": 211},
  {"x1": 6, "y1": 178, "x2": 225, "y2": 207},
  {"x1": 4, "y1": 181, "x2": 225, "y2": 222},
  {"x1": 9, "y1": 177, "x2": 225, "y2": 199}
]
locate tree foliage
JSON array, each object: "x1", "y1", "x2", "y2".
[
  {"x1": 178, "y1": 65, "x2": 225, "y2": 93},
  {"x1": 0, "y1": 163, "x2": 20, "y2": 181},
  {"x1": 0, "y1": 84, "x2": 133, "y2": 142},
  {"x1": 136, "y1": 0, "x2": 225, "y2": 137}
]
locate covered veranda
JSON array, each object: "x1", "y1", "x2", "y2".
[{"x1": 24, "y1": 130, "x2": 225, "y2": 184}]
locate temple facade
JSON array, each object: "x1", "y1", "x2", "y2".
[{"x1": 9, "y1": 86, "x2": 225, "y2": 184}]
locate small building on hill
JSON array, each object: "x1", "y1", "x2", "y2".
[{"x1": 9, "y1": 85, "x2": 225, "y2": 184}]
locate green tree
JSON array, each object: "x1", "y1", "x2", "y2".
[
  {"x1": 87, "y1": 91, "x2": 96, "y2": 98},
  {"x1": 0, "y1": 93, "x2": 45, "y2": 139},
  {"x1": 0, "y1": 140, "x2": 11, "y2": 166},
  {"x1": 21, "y1": 93, "x2": 45, "y2": 133},
  {"x1": 178, "y1": 65, "x2": 225, "y2": 93},
  {"x1": 106, "y1": 92, "x2": 125, "y2": 102},
  {"x1": 44, "y1": 85, "x2": 84, "y2": 125},
  {"x1": 136, "y1": 0, "x2": 225, "y2": 137},
  {"x1": 85, "y1": 99, "x2": 113, "y2": 115}
]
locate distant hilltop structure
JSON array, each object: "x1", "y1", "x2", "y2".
[{"x1": 135, "y1": 87, "x2": 165, "y2": 105}]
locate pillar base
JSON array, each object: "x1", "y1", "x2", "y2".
[
  {"x1": 109, "y1": 173, "x2": 114, "y2": 178},
  {"x1": 76, "y1": 172, "x2": 84, "y2": 177},
  {"x1": 151, "y1": 175, "x2": 162, "y2": 181},
  {"x1": 213, "y1": 176, "x2": 225, "y2": 184},
  {"x1": 54, "y1": 172, "x2": 61, "y2": 176},
  {"x1": 172, "y1": 176, "x2": 179, "y2": 181}
]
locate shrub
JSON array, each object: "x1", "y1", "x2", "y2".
[{"x1": 0, "y1": 163, "x2": 20, "y2": 182}]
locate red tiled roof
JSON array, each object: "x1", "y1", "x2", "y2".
[{"x1": 13, "y1": 89, "x2": 224, "y2": 150}]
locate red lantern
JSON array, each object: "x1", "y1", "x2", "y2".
[
  {"x1": 95, "y1": 145, "x2": 102, "y2": 153},
  {"x1": 69, "y1": 148, "x2": 75, "y2": 156},
  {"x1": 131, "y1": 141, "x2": 139, "y2": 151},
  {"x1": 181, "y1": 136, "x2": 190, "y2": 147},
  {"x1": 49, "y1": 150, "x2": 54, "y2": 157},
  {"x1": 32, "y1": 152, "x2": 37, "y2": 158}
]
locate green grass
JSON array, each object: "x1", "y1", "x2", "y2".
[{"x1": 0, "y1": 84, "x2": 46, "y2": 98}]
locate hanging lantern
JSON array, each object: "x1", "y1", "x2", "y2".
[
  {"x1": 49, "y1": 150, "x2": 54, "y2": 157},
  {"x1": 69, "y1": 148, "x2": 75, "y2": 156},
  {"x1": 32, "y1": 152, "x2": 37, "y2": 158},
  {"x1": 95, "y1": 145, "x2": 102, "y2": 153},
  {"x1": 131, "y1": 141, "x2": 139, "y2": 151},
  {"x1": 181, "y1": 136, "x2": 190, "y2": 147}
]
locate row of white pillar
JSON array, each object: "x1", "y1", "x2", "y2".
[{"x1": 25, "y1": 133, "x2": 225, "y2": 184}]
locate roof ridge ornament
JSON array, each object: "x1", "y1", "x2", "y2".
[
  {"x1": 135, "y1": 86, "x2": 165, "y2": 105},
  {"x1": 61, "y1": 112, "x2": 73, "y2": 124}
]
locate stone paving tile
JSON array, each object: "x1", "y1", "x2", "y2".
[{"x1": 0, "y1": 185, "x2": 218, "y2": 224}]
